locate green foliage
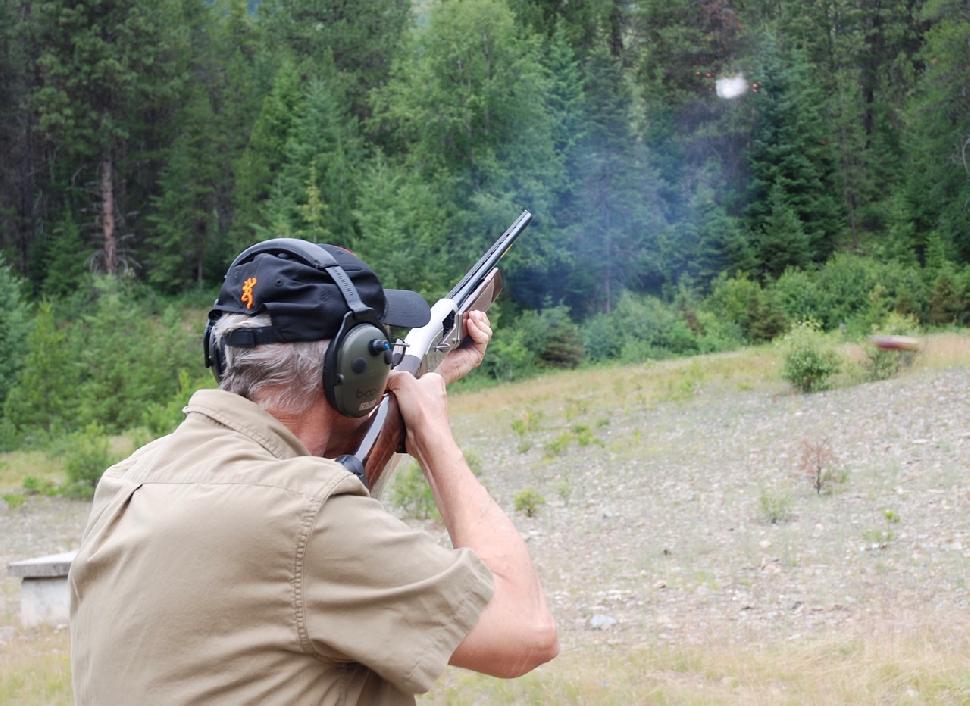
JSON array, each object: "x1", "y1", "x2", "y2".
[
  {"x1": 780, "y1": 321, "x2": 842, "y2": 393},
  {"x1": 141, "y1": 370, "x2": 207, "y2": 436},
  {"x1": 0, "y1": 255, "x2": 32, "y2": 409},
  {"x1": 513, "y1": 488, "x2": 545, "y2": 517},
  {"x1": 22, "y1": 475, "x2": 60, "y2": 497},
  {"x1": 2, "y1": 493, "x2": 26, "y2": 510},
  {"x1": 3, "y1": 301, "x2": 78, "y2": 435},
  {"x1": 63, "y1": 423, "x2": 116, "y2": 498},
  {"x1": 864, "y1": 312, "x2": 920, "y2": 382},
  {"x1": 389, "y1": 463, "x2": 439, "y2": 521},
  {"x1": 705, "y1": 276, "x2": 787, "y2": 344},
  {"x1": 545, "y1": 433, "x2": 572, "y2": 458},
  {"x1": 519, "y1": 306, "x2": 585, "y2": 368}
]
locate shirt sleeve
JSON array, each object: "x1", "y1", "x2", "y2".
[{"x1": 301, "y1": 486, "x2": 494, "y2": 694}]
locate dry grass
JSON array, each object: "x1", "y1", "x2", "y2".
[
  {"x1": 0, "y1": 628, "x2": 71, "y2": 706},
  {"x1": 0, "y1": 451, "x2": 63, "y2": 494},
  {"x1": 4, "y1": 624, "x2": 968, "y2": 706},
  {"x1": 452, "y1": 331, "x2": 970, "y2": 424},
  {"x1": 426, "y1": 625, "x2": 970, "y2": 705}
]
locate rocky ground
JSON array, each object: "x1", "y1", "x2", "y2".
[
  {"x1": 443, "y1": 363, "x2": 970, "y2": 650},
  {"x1": 2, "y1": 361, "x2": 968, "y2": 654}
]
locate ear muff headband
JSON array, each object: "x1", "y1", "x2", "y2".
[{"x1": 205, "y1": 239, "x2": 392, "y2": 418}]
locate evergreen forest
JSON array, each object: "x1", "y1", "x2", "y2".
[{"x1": 1, "y1": 0, "x2": 969, "y2": 471}]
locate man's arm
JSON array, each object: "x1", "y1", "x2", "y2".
[{"x1": 384, "y1": 371, "x2": 559, "y2": 678}]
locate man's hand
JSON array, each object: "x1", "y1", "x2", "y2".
[
  {"x1": 384, "y1": 371, "x2": 455, "y2": 461},
  {"x1": 435, "y1": 310, "x2": 492, "y2": 385}
]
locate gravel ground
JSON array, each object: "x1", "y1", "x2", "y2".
[
  {"x1": 446, "y1": 365, "x2": 970, "y2": 649},
  {"x1": 2, "y1": 365, "x2": 968, "y2": 652}
]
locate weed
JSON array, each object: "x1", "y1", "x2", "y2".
[
  {"x1": 2, "y1": 493, "x2": 26, "y2": 510},
  {"x1": 389, "y1": 463, "x2": 439, "y2": 521},
  {"x1": 798, "y1": 438, "x2": 844, "y2": 495},
  {"x1": 464, "y1": 450, "x2": 482, "y2": 476},
  {"x1": 555, "y1": 477, "x2": 573, "y2": 503},
  {"x1": 759, "y1": 488, "x2": 793, "y2": 524},
  {"x1": 884, "y1": 509, "x2": 901, "y2": 524},
  {"x1": 595, "y1": 416, "x2": 610, "y2": 429},
  {"x1": 572, "y1": 424, "x2": 603, "y2": 447},
  {"x1": 516, "y1": 439, "x2": 533, "y2": 454},
  {"x1": 862, "y1": 528, "x2": 895, "y2": 546},
  {"x1": 22, "y1": 475, "x2": 59, "y2": 497},
  {"x1": 545, "y1": 433, "x2": 572, "y2": 457},
  {"x1": 514, "y1": 488, "x2": 546, "y2": 517},
  {"x1": 511, "y1": 409, "x2": 544, "y2": 437}
]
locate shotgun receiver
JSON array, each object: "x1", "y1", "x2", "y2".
[{"x1": 336, "y1": 210, "x2": 532, "y2": 493}]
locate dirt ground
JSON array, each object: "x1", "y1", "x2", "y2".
[{"x1": 2, "y1": 360, "x2": 968, "y2": 661}]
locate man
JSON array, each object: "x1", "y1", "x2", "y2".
[{"x1": 69, "y1": 241, "x2": 558, "y2": 705}]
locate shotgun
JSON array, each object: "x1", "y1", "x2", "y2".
[{"x1": 336, "y1": 210, "x2": 532, "y2": 493}]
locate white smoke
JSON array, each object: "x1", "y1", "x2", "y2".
[{"x1": 715, "y1": 74, "x2": 748, "y2": 99}]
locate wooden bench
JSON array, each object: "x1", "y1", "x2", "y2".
[{"x1": 7, "y1": 551, "x2": 76, "y2": 627}]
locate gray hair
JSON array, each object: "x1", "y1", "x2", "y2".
[{"x1": 210, "y1": 314, "x2": 328, "y2": 414}]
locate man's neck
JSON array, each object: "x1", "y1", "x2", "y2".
[{"x1": 268, "y1": 394, "x2": 363, "y2": 458}]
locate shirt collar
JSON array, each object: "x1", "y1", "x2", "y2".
[{"x1": 183, "y1": 389, "x2": 310, "y2": 460}]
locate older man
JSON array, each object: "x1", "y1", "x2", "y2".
[{"x1": 69, "y1": 240, "x2": 558, "y2": 705}]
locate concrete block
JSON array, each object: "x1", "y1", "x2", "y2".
[{"x1": 7, "y1": 551, "x2": 76, "y2": 628}]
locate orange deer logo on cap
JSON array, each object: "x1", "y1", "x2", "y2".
[{"x1": 241, "y1": 277, "x2": 257, "y2": 310}]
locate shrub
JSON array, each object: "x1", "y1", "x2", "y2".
[
  {"x1": 389, "y1": 463, "x2": 439, "y2": 521},
  {"x1": 780, "y1": 321, "x2": 841, "y2": 393},
  {"x1": 480, "y1": 327, "x2": 537, "y2": 382},
  {"x1": 864, "y1": 312, "x2": 920, "y2": 382},
  {"x1": 705, "y1": 274, "x2": 786, "y2": 343},
  {"x1": 0, "y1": 254, "x2": 32, "y2": 410},
  {"x1": 797, "y1": 438, "x2": 844, "y2": 494},
  {"x1": 514, "y1": 488, "x2": 545, "y2": 517},
  {"x1": 519, "y1": 306, "x2": 584, "y2": 368},
  {"x1": 63, "y1": 423, "x2": 117, "y2": 498},
  {"x1": 758, "y1": 488, "x2": 793, "y2": 524}
]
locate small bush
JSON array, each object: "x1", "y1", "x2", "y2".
[
  {"x1": 572, "y1": 424, "x2": 602, "y2": 447},
  {"x1": 780, "y1": 321, "x2": 841, "y2": 393},
  {"x1": 545, "y1": 433, "x2": 572, "y2": 457},
  {"x1": 514, "y1": 488, "x2": 545, "y2": 517},
  {"x1": 22, "y1": 475, "x2": 60, "y2": 497},
  {"x1": 758, "y1": 488, "x2": 793, "y2": 524},
  {"x1": 389, "y1": 463, "x2": 439, "y2": 521},
  {"x1": 519, "y1": 307, "x2": 584, "y2": 368},
  {"x1": 864, "y1": 312, "x2": 920, "y2": 382},
  {"x1": 63, "y1": 423, "x2": 116, "y2": 498},
  {"x1": 2, "y1": 492, "x2": 27, "y2": 510},
  {"x1": 797, "y1": 438, "x2": 845, "y2": 494}
]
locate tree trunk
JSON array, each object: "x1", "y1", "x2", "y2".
[
  {"x1": 609, "y1": 0, "x2": 623, "y2": 59},
  {"x1": 100, "y1": 153, "x2": 116, "y2": 274}
]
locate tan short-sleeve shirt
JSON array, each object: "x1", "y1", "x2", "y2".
[{"x1": 69, "y1": 389, "x2": 493, "y2": 705}]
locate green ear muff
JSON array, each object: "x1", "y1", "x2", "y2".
[{"x1": 323, "y1": 316, "x2": 393, "y2": 417}]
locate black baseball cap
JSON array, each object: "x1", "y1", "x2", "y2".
[{"x1": 208, "y1": 240, "x2": 431, "y2": 344}]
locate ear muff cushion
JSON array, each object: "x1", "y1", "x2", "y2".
[{"x1": 324, "y1": 321, "x2": 392, "y2": 417}]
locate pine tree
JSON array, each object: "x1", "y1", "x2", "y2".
[
  {"x1": 3, "y1": 302, "x2": 78, "y2": 434},
  {"x1": 746, "y1": 43, "x2": 844, "y2": 266},
  {"x1": 898, "y1": 0, "x2": 970, "y2": 262},
  {"x1": 0, "y1": 255, "x2": 32, "y2": 409},
  {"x1": 32, "y1": 0, "x2": 183, "y2": 275},
  {"x1": 231, "y1": 60, "x2": 304, "y2": 250},
  {"x1": 756, "y1": 183, "x2": 811, "y2": 279},
  {"x1": 148, "y1": 86, "x2": 221, "y2": 290},
  {"x1": 258, "y1": 75, "x2": 363, "y2": 244}
]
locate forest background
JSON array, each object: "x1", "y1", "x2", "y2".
[{"x1": 0, "y1": 0, "x2": 969, "y2": 490}]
